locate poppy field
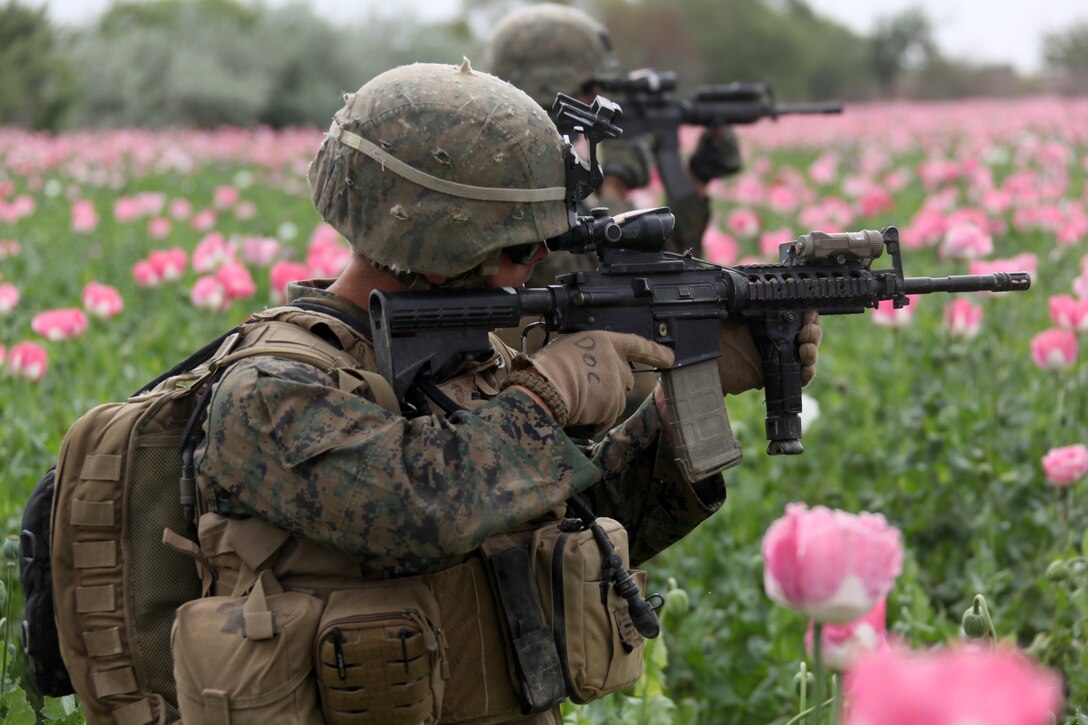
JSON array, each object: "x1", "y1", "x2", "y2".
[{"x1": 2, "y1": 97, "x2": 1088, "y2": 723}]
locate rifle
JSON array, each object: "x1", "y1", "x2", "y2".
[
  {"x1": 370, "y1": 208, "x2": 1030, "y2": 478},
  {"x1": 590, "y1": 69, "x2": 842, "y2": 199}
]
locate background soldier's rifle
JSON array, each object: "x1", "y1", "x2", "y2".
[{"x1": 590, "y1": 69, "x2": 843, "y2": 198}]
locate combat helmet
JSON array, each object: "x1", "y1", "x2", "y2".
[
  {"x1": 308, "y1": 61, "x2": 571, "y2": 285},
  {"x1": 486, "y1": 3, "x2": 619, "y2": 108}
]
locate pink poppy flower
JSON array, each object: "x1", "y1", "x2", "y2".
[
  {"x1": 147, "y1": 217, "x2": 172, "y2": 239},
  {"x1": 233, "y1": 200, "x2": 257, "y2": 220},
  {"x1": 8, "y1": 341, "x2": 48, "y2": 382},
  {"x1": 71, "y1": 199, "x2": 99, "y2": 233},
  {"x1": 871, "y1": 296, "x2": 918, "y2": 328},
  {"x1": 1030, "y1": 328, "x2": 1078, "y2": 370},
  {"x1": 213, "y1": 185, "x2": 240, "y2": 209},
  {"x1": 1075, "y1": 273, "x2": 1088, "y2": 300},
  {"x1": 31, "y1": 308, "x2": 88, "y2": 341},
  {"x1": 132, "y1": 259, "x2": 162, "y2": 288},
  {"x1": 0, "y1": 282, "x2": 20, "y2": 314},
  {"x1": 1049, "y1": 294, "x2": 1088, "y2": 332},
  {"x1": 762, "y1": 503, "x2": 903, "y2": 624},
  {"x1": 190, "y1": 276, "x2": 228, "y2": 311},
  {"x1": 269, "y1": 261, "x2": 310, "y2": 304},
  {"x1": 845, "y1": 645, "x2": 1062, "y2": 725},
  {"x1": 702, "y1": 226, "x2": 739, "y2": 266},
  {"x1": 214, "y1": 262, "x2": 256, "y2": 301},
  {"x1": 727, "y1": 208, "x2": 762, "y2": 239},
  {"x1": 240, "y1": 236, "x2": 282, "y2": 267},
  {"x1": 135, "y1": 192, "x2": 165, "y2": 216},
  {"x1": 190, "y1": 208, "x2": 217, "y2": 231},
  {"x1": 113, "y1": 196, "x2": 143, "y2": 222},
  {"x1": 943, "y1": 298, "x2": 983, "y2": 340},
  {"x1": 939, "y1": 222, "x2": 993, "y2": 260},
  {"x1": 306, "y1": 236, "x2": 351, "y2": 278},
  {"x1": 1041, "y1": 444, "x2": 1088, "y2": 487},
  {"x1": 767, "y1": 184, "x2": 800, "y2": 214},
  {"x1": 169, "y1": 198, "x2": 193, "y2": 220},
  {"x1": 858, "y1": 186, "x2": 894, "y2": 217},
  {"x1": 805, "y1": 600, "x2": 887, "y2": 672},
  {"x1": 82, "y1": 282, "x2": 124, "y2": 319},
  {"x1": 808, "y1": 153, "x2": 839, "y2": 185},
  {"x1": 193, "y1": 232, "x2": 235, "y2": 273},
  {"x1": 148, "y1": 247, "x2": 188, "y2": 281}
]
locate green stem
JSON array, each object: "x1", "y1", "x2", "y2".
[
  {"x1": 832, "y1": 673, "x2": 845, "y2": 724},
  {"x1": 813, "y1": 622, "x2": 825, "y2": 725},
  {"x1": 798, "y1": 661, "x2": 808, "y2": 718},
  {"x1": 1, "y1": 558, "x2": 13, "y2": 690}
]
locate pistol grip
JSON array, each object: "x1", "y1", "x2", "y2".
[{"x1": 660, "y1": 360, "x2": 742, "y2": 480}]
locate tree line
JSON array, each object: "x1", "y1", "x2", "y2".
[{"x1": 1, "y1": 0, "x2": 1087, "y2": 131}]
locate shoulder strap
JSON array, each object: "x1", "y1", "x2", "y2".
[{"x1": 210, "y1": 320, "x2": 398, "y2": 413}]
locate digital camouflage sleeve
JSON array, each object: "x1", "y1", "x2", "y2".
[{"x1": 195, "y1": 291, "x2": 725, "y2": 576}]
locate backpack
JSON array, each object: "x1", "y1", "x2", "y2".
[{"x1": 19, "y1": 311, "x2": 396, "y2": 724}]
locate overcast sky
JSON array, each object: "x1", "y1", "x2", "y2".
[{"x1": 32, "y1": 0, "x2": 1088, "y2": 75}]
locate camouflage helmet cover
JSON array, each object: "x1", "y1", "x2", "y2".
[
  {"x1": 308, "y1": 61, "x2": 570, "y2": 278},
  {"x1": 486, "y1": 3, "x2": 619, "y2": 108}
]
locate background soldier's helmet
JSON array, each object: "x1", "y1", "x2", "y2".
[
  {"x1": 308, "y1": 61, "x2": 570, "y2": 280},
  {"x1": 486, "y1": 3, "x2": 619, "y2": 108}
]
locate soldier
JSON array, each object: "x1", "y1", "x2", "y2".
[
  {"x1": 189, "y1": 62, "x2": 820, "y2": 724},
  {"x1": 485, "y1": 2, "x2": 742, "y2": 264}
]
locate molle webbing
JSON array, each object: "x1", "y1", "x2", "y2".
[
  {"x1": 50, "y1": 315, "x2": 399, "y2": 724},
  {"x1": 199, "y1": 512, "x2": 528, "y2": 723}
]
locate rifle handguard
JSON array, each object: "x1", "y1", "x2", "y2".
[{"x1": 660, "y1": 360, "x2": 742, "y2": 479}]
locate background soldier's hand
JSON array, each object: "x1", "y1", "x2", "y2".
[
  {"x1": 518, "y1": 331, "x2": 674, "y2": 431},
  {"x1": 688, "y1": 126, "x2": 743, "y2": 183},
  {"x1": 716, "y1": 311, "x2": 822, "y2": 395}
]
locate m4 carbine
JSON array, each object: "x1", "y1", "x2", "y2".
[
  {"x1": 370, "y1": 208, "x2": 1029, "y2": 479},
  {"x1": 590, "y1": 70, "x2": 842, "y2": 199}
]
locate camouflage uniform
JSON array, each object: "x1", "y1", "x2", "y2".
[
  {"x1": 195, "y1": 280, "x2": 726, "y2": 577},
  {"x1": 193, "y1": 62, "x2": 731, "y2": 725}
]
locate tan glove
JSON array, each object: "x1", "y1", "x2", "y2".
[
  {"x1": 798, "y1": 311, "x2": 822, "y2": 387},
  {"x1": 512, "y1": 331, "x2": 674, "y2": 431},
  {"x1": 716, "y1": 311, "x2": 822, "y2": 395}
]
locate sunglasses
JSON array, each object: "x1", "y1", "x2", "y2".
[{"x1": 503, "y1": 241, "x2": 544, "y2": 264}]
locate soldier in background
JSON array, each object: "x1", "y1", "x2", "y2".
[
  {"x1": 189, "y1": 61, "x2": 821, "y2": 724},
  {"x1": 485, "y1": 2, "x2": 743, "y2": 270}
]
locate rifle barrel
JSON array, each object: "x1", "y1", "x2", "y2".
[
  {"x1": 774, "y1": 102, "x2": 844, "y2": 115},
  {"x1": 903, "y1": 272, "x2": 1031, "y2": 294}
]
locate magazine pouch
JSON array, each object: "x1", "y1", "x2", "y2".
[{"x1": 314, "y1": 579, "x2": 448, "y2": 725}]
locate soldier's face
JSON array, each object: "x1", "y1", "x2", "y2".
[{"x1": 485, "y1": 244, "x2": 550, "y2": 288}]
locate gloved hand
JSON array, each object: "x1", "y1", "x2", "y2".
[
  {"x1": 688, "y1": 126, "x2": 743, "y2": 184},
  {"x1": 512, "y1": 331, "x2": 674, "y2": 431},
  {"x1": 716, "y1": 311, "x2": 822, "y2": 395}
]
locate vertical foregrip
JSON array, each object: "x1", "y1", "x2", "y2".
[
  {"x1": 660, "y1": 361, "x2": 742, "y2": 480},
  {"x1": 751, "y1": 311, "x2": 805, "y2": 455}
]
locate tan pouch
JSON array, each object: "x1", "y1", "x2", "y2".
[
  {"x1": 171, "y1": 571, "x2": 325, "y2": 724},
  {"x1": 314, "y1": 579, "x2": 448, "y2": 725},
  {"x1": 531, "y1": 517, "x2": 646, "y2": 704}
]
